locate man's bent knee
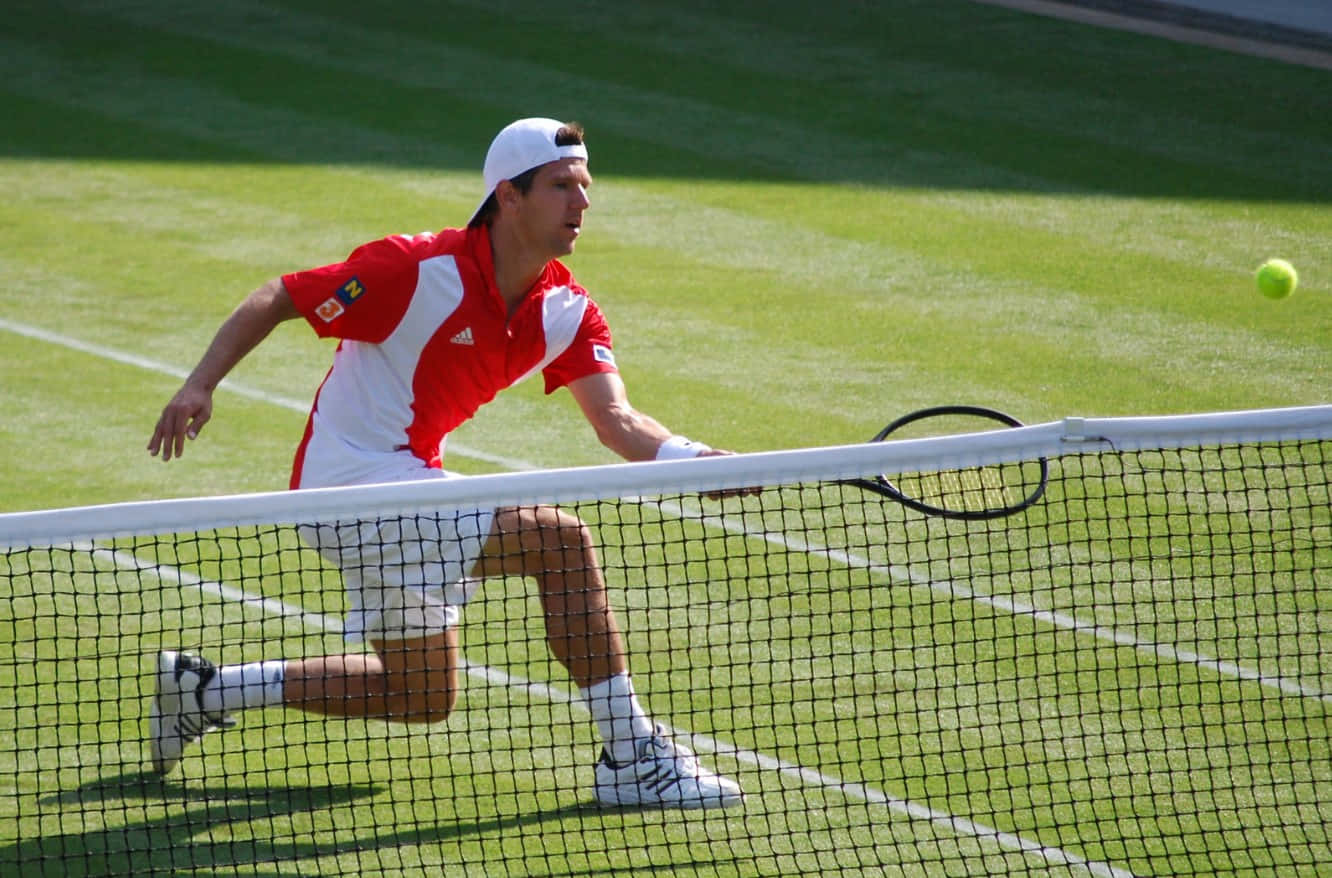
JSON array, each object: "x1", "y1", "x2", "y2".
[
  {"x1": 479, "y1": 505, "x2": 599, "y2": 578},
  {"x1": 391, "y1": 677, "x2": 457, "y2": 724},
  {"x1": 372, "y1": 632, "x2": 459, "y2": 723}
]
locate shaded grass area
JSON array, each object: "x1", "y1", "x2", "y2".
[{"x1": 1, "y1": 0, "x2": 1329, "y2": 199}]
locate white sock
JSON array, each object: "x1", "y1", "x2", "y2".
[
  {"x1": 201, "y1": 660, "x2": 287, "y2": 714},
  {"x1": 581, "y1": 672, "x2": 656, "y2": 764}
]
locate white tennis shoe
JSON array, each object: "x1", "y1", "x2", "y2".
[
  {"x1": 594, "y1": 726, "x2": 743, "y2": 810},
  {"x1": 148, "y1": 650, "x2": 235, "y2": 775}
]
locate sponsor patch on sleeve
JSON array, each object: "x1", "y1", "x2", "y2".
[
  {"x1": 315, "y1": 297, "x2": 345, "y2": 323},
  {"x1": 336, "y1": 276, "x2": 367, "y2": 305},
  {"x1": 592, "y1": 344, "x2": 616, "y2": 366}
]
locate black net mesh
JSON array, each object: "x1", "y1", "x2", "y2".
[{"x1": 2, "y1": 437, "x2": 1329, "y2": 876}]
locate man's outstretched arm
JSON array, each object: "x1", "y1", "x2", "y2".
[
  {"x1": 567, "y1": 371, "x2": 736, "y2": 461},
  {"x1": 148, "y1": 278, "x2": 299, "y2": 462}
]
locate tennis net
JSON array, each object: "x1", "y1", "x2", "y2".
[{"x1": 2, "y1": 405, "x2": 1329, "y2": 877}]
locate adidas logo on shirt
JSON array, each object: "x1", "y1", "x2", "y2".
[{"x1": 451, "y1": 327, "x2": 474, "y2": 345}]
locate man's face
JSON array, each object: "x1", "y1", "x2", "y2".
[{"x1": 505, "y1": 158, "x2": 592, "y2": 258}]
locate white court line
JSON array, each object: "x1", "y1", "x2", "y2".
[
  {"x1": 92, "y1": 544, "x2": 345, "y2": 634},
  {"x1": 0, "y1": 318, "x2": 536, "y2": 473},
  {"x1": 93, "y1": 542, "x2": 1134, "y2": 877},
  {"x1": 11, "y1": 316, "x2": 1326, "y2": 704},
  {"x1": 683, "y1": 505, "x2": 1332, "y2": 707}
]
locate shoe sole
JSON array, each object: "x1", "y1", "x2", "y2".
[{"x1": 594, "y1": 784, "x2": 744, "y2": 810}]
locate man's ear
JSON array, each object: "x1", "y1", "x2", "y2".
[{"x1": 495, "y1": 179, "x2": 521, "y2": 214}]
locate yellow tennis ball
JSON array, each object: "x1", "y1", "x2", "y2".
[{"x1": 1255, "y1": 258, "x2": 1298, "y2": 300}]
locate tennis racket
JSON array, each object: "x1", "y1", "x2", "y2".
[{"x1": 845, "y1": 405, "x2": 1048, "y2": 520}]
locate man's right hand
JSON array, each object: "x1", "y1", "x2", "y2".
[
  {"x1": 147, "y1": 383, "x2": 214, "y2": 462},
  {"x1": 144, "y1": 277, "x2": 297, "y2": 463}
]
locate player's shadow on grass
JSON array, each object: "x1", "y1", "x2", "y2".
[
  {"x1": 254, "y1": 800, "x2": 748, "y2": 876},
  {"x1": 18, "y1": 770, "x2": 738, "y2": 875},
  {"x1": 16, "y1": 769, "x2": 386, "y2": 877},
  {"x1": 37, "y1": 768, "x2": 368, "y2": 806}
]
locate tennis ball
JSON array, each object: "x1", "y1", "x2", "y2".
[{"x1": 1255, "y1": 258, "x2": 1298, "y2": 300}]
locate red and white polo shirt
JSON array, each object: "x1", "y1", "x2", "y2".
[{"x1": 283, "y1": 225, "x2": 616, "y2": 489}]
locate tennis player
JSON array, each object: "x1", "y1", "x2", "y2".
[{"x1": 146, "y1": 118, "x2": 742, "y2": 809}]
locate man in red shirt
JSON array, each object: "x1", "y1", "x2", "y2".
[{"x1": 146, "y1": 118, "x2": 742, "y2": 809}]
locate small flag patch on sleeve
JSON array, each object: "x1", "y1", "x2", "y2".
[{"x1": 316, "y1": 297, "x2": 345, "y2": 323}]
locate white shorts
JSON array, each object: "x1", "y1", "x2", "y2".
[{"x1": 297, "y1": 459, "x2": 495, "y2": 643}]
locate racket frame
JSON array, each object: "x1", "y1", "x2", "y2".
[{"x1": 846, "y1": 405, "x2": 1049, "y2": 520}]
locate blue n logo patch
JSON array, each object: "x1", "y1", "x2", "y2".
[{"x1": 336, "y1": 276, "x2": 366, "y2": 306}]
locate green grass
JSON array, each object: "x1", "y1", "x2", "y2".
[
  {"x1": 0, "y1": 0, "x2": 1329, "y2": 875},
  {"x1": 4, "y1": 466, "x2": 1328, "y2": 876}
]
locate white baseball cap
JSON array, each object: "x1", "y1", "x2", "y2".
[{"x1": 470, "y1": 117, "x2": 589, "y2": 223}]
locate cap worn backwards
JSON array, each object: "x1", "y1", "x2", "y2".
[{"x1": 470, "y1": 118, "x2": 589, "y2": 223}]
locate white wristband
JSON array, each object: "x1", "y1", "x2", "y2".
[{"x1": 655, "y1": 435, "x2": 711, "y2": 461}]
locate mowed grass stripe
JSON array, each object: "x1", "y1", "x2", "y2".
[
  {"x1": 7, "y1": 306, "x2": 1325, "y2": 717},
  {"x1": 3, "y1": 163, "x2": 1320, "y2": 431},
  {"x1": 4, "y1": 10, "x2": 1327, "y2": 419},
  {"x1": 0, "y1": 36, "x2": 1022, "y2": 430},
  {"x1": 1, "y1": 43, "x2": 1324, "y2": 424},
  {"x1": 591, "y1": 183, "x2": 1329, "y2": 412},
  {"x1": 146, "y1": 0, "x2": 1331, "y2": 197},
  {"x1": 913, "y1": 190, "x2": 1332, "y2": 274},
  {"x1": 419, "y1": 0, "x2": 1330, "y2": 192},
  {"x1": 40, "y1": 0, "x2": 994, "y2": 189},
  {"x1": 28, "y1": 0, "x2": 1332, "y2": 210}
]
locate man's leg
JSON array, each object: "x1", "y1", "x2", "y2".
[
  {"x1": 472, "y1": 504, "x2": 626, "y2": 688},
  {"x1": 203, "y1": 505, "x2": 603, "y2": 726},
  {"x1": 472, "y1": 504, "x2": 742, "y2": 809},
  {"x1": 149, "y1": 632, "x2": 459, "y2": 774},
  {"x1": 149, "y1": 491, "x2": 484, "y2": 775},
  {"x1": 150, "y1": 502, "x2": 740, "y2": 804},
  {"x1": 282, "y1": 630, "x2": 459, "y2": 722}
]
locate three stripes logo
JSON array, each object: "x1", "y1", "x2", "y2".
[{"x1": 451, "y1": 327, "x2": 475, "y2": 345}]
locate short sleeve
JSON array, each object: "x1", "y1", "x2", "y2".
[
  {"x1": 283, "y1": 235, "x2": 423, "y2": 342},
  {"x1": 542, "y1": 298, "x2": 617, "y2": 393}
]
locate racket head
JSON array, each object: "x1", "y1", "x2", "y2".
[{"x1": 854, "y1": 405, "x2": 1048, "y2": 520}]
